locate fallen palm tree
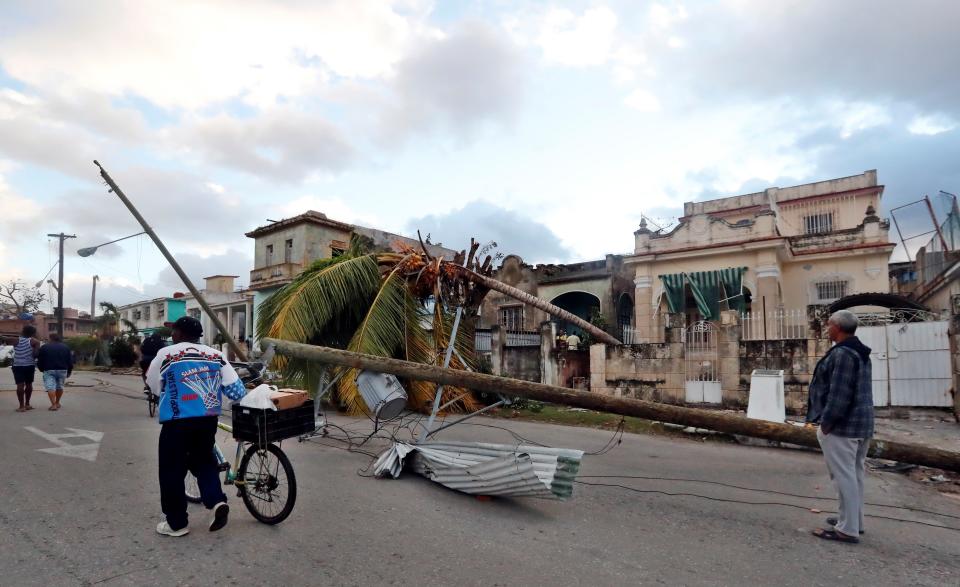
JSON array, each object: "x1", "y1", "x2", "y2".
[
  {"x1": 258, "y1": 236, "x2": 619, "y2": 416},
  {"x1": 265, "y1": 338, "x2": 960, "y2": 474}
]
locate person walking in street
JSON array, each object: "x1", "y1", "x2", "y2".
[
  {"x1": 139, "y1": 330, "x2": 167, "y2": 396},
  {"x1": 36, "y1": 332, "x2": 73, "y2": 410},
  {"x1": 146, "y1": 316, "x2": 248, "y2": 537},
  {"x1": 3, "y1": 325, "x2": 41, "y2": 412},
  {"x1": 806, "y1": 310, "x2": 874, "y2": 544}
]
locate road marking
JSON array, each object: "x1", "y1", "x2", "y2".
[{"x1": 24, "y1": 426, "x2": 103, "y2": 462}]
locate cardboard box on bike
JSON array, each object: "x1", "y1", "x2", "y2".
[{"x1": 270, "y1": 389, "x2": 309, "y2": 410}]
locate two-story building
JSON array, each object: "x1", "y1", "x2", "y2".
[
  {"x1": 626, "y1": 170, "x2": 895, "y2": 341},
  {"x1": 182, "y1": 275, "x2": 254, "y2": 349},
  {"x1": 245, "y1": 210, "x2": 455, "y2": 346},
  {"x1": 118, "y1": 296, "x2": 187, "y2": 337}
]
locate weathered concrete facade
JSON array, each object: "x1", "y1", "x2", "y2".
[
  {"x1": 590, "y1": 310, "x2": 834, "y2": 413},
  {"x1": 478, "y1": 254, "x2": 635, "y2": 339},
  {"x1": 627, "y1": 171, "x2": 895, "y2": 343}
]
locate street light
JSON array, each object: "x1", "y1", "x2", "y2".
[
  {"x1": 35, "y1": 261, "x2": 59, "y2": 288},
  {"x1": 77, "y1": 232, "x2": 146, "y2": 257}
]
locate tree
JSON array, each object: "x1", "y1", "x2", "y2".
[
  {"x1": 258, "y1": 235, "x2": 620, "y2": 415},
  {"x1": 0, "y1": 279, "x2": 46, "y2": 316},
  {"x1": 96, "y1": 301, "x2": 137, "y2": 339}
]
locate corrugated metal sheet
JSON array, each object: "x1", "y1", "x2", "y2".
[{"x1": 373, "y1": 441, "x2": 584, "y2": 500}]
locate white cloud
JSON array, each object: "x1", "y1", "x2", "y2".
[
  {"x1": 830, "y1": 102, "x2": 891, "y2": 139},
  {"x1": 0, "y1": 170, "x2": 41, "y2": 231},
  {"x1": 176, "y1": 109, "x2": 354, "y2": 181},
  {"x1": 536, "y1": 7, "x2": 619, "y2": 67},
  {"x1": 279, "y1": 196, "x2": 386, "y2": 229},
  {"x1": 908, "y1": 114, "x2": 957, "y2": 136},
  {"x1": 0, "y1": 1, "x2": 434, "y2": 110},
  {"x1": 623, "y1": 89, "x2": 661, "y2": 113}
]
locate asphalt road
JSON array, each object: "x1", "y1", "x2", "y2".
[{"x1": 1, "y1": 369, "x2": 959, "y2": 586}]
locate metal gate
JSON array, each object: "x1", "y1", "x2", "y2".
[
  {"x1": 855, "y1": 318, "x2": 952, "y2": 407},
  {"x1": 684, "y1": 321, "x2": 721, "y2": 404}
]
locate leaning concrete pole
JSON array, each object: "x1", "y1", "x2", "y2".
[
  {"x1": 95, "y1": 161, "x2": 248, "y2": 362},
  {"x1": 264, "y1": 338, "x2": 960, "y2": 473}
]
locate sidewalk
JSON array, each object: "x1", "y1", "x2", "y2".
[{"x1": 873, "y1": 409, "x2": 960, "y2": 453}]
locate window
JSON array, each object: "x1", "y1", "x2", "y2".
[
  {"x1": 498, "y1": 306, "x2": 524, "y2": 330},
  {"x1": 284, "y1": 239, "x2": 293, "y2": 263},
  {"x1": 65, "y1": 322, "x2": 75, "y2": 331},
  {"x1": 157, "y1": 304, "x2": 165, "y2": 317},
  {"x1": 189, "y1": 309, "x2": 201, "y2": 319},
  {"x1": 803, "y1": 212, "x2": 834, "y2": 234},
  {"x1": 144, "y1": 306, "x2": 151, "y2": 320},
  {"x1": 265, "y1": 244, "x2": 274, "y2": 266},
  {"x1": 815, "y1": 280, "x2": 848, "y2": 302}
]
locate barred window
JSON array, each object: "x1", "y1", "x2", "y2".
[
  {"x1": 144, "y1": 306, "x2": 151, "y2": 320},
  {"x1": 803, "y1": 212, "x2": 834, "y2": 234},
  {"x1": 815, "y1": 280, "x2": 847, "y2": 302},
  {"x1": 498, "y1": 306, "x2": 523, "y2": 330}
]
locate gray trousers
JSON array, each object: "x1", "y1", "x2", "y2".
[{"x1": 817, "y1": 427, "x2": 870, "y2": 536}]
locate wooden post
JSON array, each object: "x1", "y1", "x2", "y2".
[{"x1": 264, "y1": 337, "x2": 960, "y2": 473}]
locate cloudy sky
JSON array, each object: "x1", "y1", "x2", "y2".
[{"x1": 2, "y1": 0, "x2": 959, "y2": 314}]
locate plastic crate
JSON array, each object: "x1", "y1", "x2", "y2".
[{"x1": 232, "y1": 400, "x2": 315, "y2": 444}]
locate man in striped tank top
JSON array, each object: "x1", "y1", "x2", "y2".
[{"x1": 2, "y1": 325, "x2": 41, "y2": 412}]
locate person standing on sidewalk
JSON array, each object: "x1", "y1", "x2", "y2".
[
  {"x1": 36, "y1": 332, "x2": 73, "y2": 410},
  {"x1": 146, "y1": 316, "x2": 248, "y2": 537},
  {"x1": 3, "y1": 325, "x2": 41, "y2": 412},
  {"x1": 806, "y1": 309, "x2": 874, "y2": 544}
]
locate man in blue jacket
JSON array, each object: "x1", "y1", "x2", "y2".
[
  {"x1": 146, "y1": 316, "x2": 247, "y2": 537},
  {"x1": 36, "y1": 332, "x2": 73, "y2": 410},
  {"x1": 806, "y1": 310, "x2": 874, "y2": 544}
]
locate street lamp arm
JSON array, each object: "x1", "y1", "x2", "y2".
[{"x1": 77, "y1": 231, "x2": 147, "y2": 257}]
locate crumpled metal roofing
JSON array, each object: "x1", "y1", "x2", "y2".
[{"x1": 373, "y1": 441, "x2": 584, "y2": 499}]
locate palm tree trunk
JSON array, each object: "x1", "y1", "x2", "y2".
[{"x1": 454, "y1": 266, "x2": 622, "y2": 346}]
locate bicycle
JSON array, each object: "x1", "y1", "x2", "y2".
[
  {"x1": 145, "y1": 387, "x2": 159, "y2": 418},
  {"x1": 182, "y1": 349, "x2": 308, "y2": 525},
  {"x1": 185, "y1": 417, "x2": 299, "y2": 525}
]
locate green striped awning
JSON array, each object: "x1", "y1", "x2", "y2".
[{"x1": 658, "y1": 267, "x2": 748, "y2": 319}]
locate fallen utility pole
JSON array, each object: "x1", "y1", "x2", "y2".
[
  {"x1": 264, "y1": 337, "x2": 960, "y2": 473},
  {"x1": 94, "y1": 161, "x2": 248, "y2": 362}
]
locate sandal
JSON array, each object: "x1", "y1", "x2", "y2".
[
  {"x1": 25, "y1": 405, "x2": 34, "y2": 410},
  {"x1": 812, "y1": 528, "x2": 859, "y2": 543},
  {"x1": 826, "y1": 517, "x2": 864, "y2": 534},
  {"x1": 16, "y1": 407, "x2": 26, "y2": 412}
]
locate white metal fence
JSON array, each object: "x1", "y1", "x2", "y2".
[
  {"x1": 475, "y1": 329, "x2": 492, "y2": 352},
  {"x1": 621, "y1": 326, "x2": 638, "y2": 345},
  {"x1": 506, "y1": 330, "x2": 540, "y2": 347},
  {"x1": 741, "y1": 309, "x2": 808, "y2": 340}
]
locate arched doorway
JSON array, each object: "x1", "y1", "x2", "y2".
[{"x1": 550, "y1": 291, "x2": 601, "y2": 338}]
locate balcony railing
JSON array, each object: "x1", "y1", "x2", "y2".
[{"x1": 249, "y1": 262, "x2": 303, "y2": 288}]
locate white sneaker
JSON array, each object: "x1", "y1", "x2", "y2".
[
  {"x1": 209, "y1": 502, "x2": 229, "y2": 532},
  {"x1": 156, "y1": 520, "x2": 189, "y2": 537}
]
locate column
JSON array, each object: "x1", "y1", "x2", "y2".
[
  {"x1": 754, "y1": 263, "x2": 781, "y2": 339},
  {"x1": 633, "y1": 267, "x2": 660, "y2": 343}
]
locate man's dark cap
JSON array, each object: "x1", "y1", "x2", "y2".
[{"x1": 165, "y1": 316, "x2": 203, "y2": 339}]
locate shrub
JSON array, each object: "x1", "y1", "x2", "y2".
[
  {"x1": 67, "y1": 335, "x2": 100, "y2": 364},
  {"x1": 109, "y1": 338, "x2": 138, "y2": 367}
]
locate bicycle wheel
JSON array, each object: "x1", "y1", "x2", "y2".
[
  {"x1": 237, "y1": 443, "x2": 297, "y2": 524},
  {"x1": 185, "y1": 472, "x2": 201, "y2": 503}
]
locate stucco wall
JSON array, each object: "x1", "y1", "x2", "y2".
[{"x1": 501, "y1": 347, "x2": 541, "y2": 383}]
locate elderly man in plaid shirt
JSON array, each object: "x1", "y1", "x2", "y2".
[{"x1": 806, "y1": 309, "x2": 875, "y2": 544}]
